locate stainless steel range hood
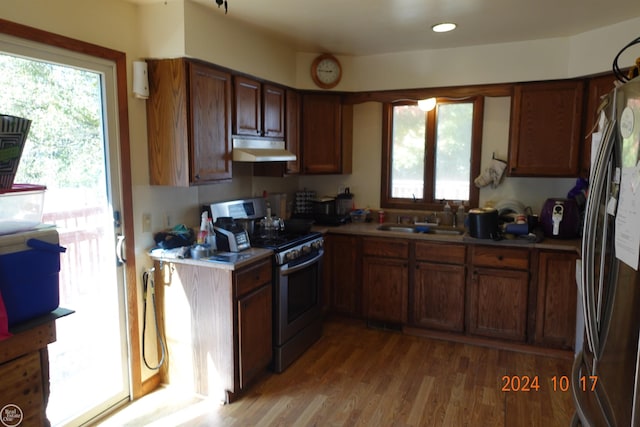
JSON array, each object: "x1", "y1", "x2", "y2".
[{"x1": 232, "y1": 138, "x2": 296, "y2": 162}]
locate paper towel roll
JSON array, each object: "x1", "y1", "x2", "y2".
[{"x1": 133, "y1": 61, "x2": 149, "y2": 99}]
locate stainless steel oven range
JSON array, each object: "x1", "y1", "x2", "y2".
[
  {"x1": 250, "y1": 231, "x2": 324, "y2": 372},
  {"x1": 209, "y1": 198, "x2": 324, "y2": 373}
]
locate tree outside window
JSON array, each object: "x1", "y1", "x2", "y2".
[{"x1": 382, "y1": 97, "x2": 483, "y2": 210}]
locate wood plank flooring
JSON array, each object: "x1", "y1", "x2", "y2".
[{"x1": 97, "y1": 315, "x2": 575, "y2": 426}]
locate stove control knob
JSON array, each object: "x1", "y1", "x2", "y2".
[
  {"x1": 301, "y1": 245, "x2": 312, "y2": 255},
  {"x1": 312, "y1": 240, "x2": 323, "y2": 250},
  {"x1": 287, "y1": 249, "x2": 299, "y2": 260}
]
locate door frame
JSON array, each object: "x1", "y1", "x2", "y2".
[{"x1": 0, "y1": 18, "x2": 143, "y2": 398}]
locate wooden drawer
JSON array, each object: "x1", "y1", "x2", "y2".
[
  {"x1": 235, "y1": 259, "x2": 272, "y2": 297},
  {"x1": 0, "y1": 351, "x2": 45, "y2": 426},
  {"x1": 362, "y1": 237, "x2": 409, "y2": 258},
  {"x1": 471, "y1": 245, "x2": 529, "y2": 270},
  {"x1": 415, "y1": 241, "x2": 466, "y2": 264}
]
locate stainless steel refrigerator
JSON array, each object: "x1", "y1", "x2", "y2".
[{"x1": 572, "y1": 77, "x2": 640, "y2": 426}]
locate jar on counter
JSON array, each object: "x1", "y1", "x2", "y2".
[{"x1": 378, "y1": 210, "x2": 385, "y2": 224}]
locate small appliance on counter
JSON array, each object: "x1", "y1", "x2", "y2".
[
  {"x1": 305, "y1": 190, "x2": 354, "y2": 226},
  {"x1": 539, "y1": 198, "x2": 580, "y2": 238},
  {"x1": 335, "y1": 188, "x2": 354, "y2": 216},
  {"x1": 467, "y1": 207, "x2": 500, "y2": 239},
  {"x1": 213, "y1": 217, "x2": 250, "y2": 252},
  {"x1": 311, "y1": 197, "x2": 336, "y2": 216}
]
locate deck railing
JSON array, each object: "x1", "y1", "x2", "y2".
[{"x1": 43, "y1": 206, "x2": 110, "y2": 302}]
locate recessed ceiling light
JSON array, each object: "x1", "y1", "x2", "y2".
[{"x1": 432, "y1": 23, "x2": 457, "y2": 33}]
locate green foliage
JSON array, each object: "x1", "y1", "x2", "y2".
[
  {"x1": 391, "y1": 102, "x2": 473, "y2": 200},
  {"x1": 0, "y1": 54, "x2": 105, "y2": 190},
  {"x1": 392, "y1": 105, "x2": 425, "y2": 180}
]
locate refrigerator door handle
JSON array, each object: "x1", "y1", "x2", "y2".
[
  {"x1": 581, "y1": 118, "x2": 616, "y2": 359},
  {"x1": 572, "y1": 351, "x2": 594, "y2": 427}
]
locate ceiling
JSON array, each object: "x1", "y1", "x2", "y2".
[{"x1": 131, "y1": 0, "x2": 640, "y2": 56}]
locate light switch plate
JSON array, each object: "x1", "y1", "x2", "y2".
[{"x1": 142, "y1": 213, "x2": 152, "y2": 232}]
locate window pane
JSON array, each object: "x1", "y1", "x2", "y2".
[
  {"x1": 434, "y1": 103, "x2": 473, "y2": 200},
  {"x1": 391, "y1": 105, "x2": 425, "y2": 198}
]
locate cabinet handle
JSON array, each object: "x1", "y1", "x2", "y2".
[
  {"x1": 497, "y1": 255, "x2": 503, "y2": 261},
  {"x1": 194, "y1": 174, "x2": 200, "y2": 181}
]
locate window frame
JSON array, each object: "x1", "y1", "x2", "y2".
[{"x1": 380, "y1": 96, "x2": 484, "y2": 211}]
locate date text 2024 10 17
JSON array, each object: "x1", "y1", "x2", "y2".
[{"x1": 501, "y1": 375, "x2": 598, "y2": 392}]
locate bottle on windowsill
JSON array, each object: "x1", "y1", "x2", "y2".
[{"x1": 442, "y1": 201, "x2": 453, "y2": 226}]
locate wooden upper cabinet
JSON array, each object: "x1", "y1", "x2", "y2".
[
  {"x1": 263, "y1": 84, "x2": 285, "y2": 137},
  {"x1": 234, "y1": 76, "x2": 261, "y2": 136},
  {"x1": 508, "y1": 80, "x2": 584, "y2": 177},
  {"x1": 301, "y1": 93, "x2": 353, "y2": 174},
  {"x1": 146, "y1": 58, "x2": 232, "y2": 186},
  {"x1": 285, "y1": 89, "x2": 301, "y2": 174},
  {"x1": 189, "y1": 63, "x2": 233, "y2": 183},
  {"x1": 233, "y1": 76, "x2": 285, "y2": 138}
]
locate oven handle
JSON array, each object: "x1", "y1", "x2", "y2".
[{"x1": 279, "y1": 251, "x2": 323, "y2": 276}]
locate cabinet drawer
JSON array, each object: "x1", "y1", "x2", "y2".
[
  {"x1": 362, "y1": 238, "x2": 409, "y2": 258},
  {"x1": 471, "y1": 245, "x2": 529, "y2": 270},
  {"x1": 235, "y1": 259, "x2": 272, "y2": 297},
  {"x1": 0, "y1": 351, "x2": 44, "y2": 426},
  {"x1": 415, "y1": 241, "x2": 466, "y2": 264}
]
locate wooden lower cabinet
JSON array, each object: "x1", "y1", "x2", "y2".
[
  {"x1": 413, "y1": 262, "x2": 466, "y2": 332},
  {"x1": 238, "y1": 283, "x2": 272, "y2": 389},
  {"x1": 157, "y1": 257, "x2": 272, "y2": 402},
  {"x1": 363, "y1": 256, "x2": 408, "y2": 323},
  {"x1": 325, "y1": 234, "x2": 361, "y2": 316},
  {"x1": 535, "y1": 250, "x2": 578, "y2": 349},
  {"x1": 468, "y1": 267, "x2": 529, "y2": 341},
  {"x1": 325, "y1": 234, "x2": 578, "y2": 351},
  {"x1": 362, "y1": 237, "x2": 409, "y2": 323},
  {"x1": 412, "y1": 241, "x2": 466, "y2": 332}
]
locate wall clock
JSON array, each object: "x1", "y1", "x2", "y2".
[{"x1": 310, "y1": 54, "x2": 342, "y2": 89}]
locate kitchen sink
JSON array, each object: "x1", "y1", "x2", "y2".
[{"x1": 377, "y1": 224, "x2": 464, "y2": 236}]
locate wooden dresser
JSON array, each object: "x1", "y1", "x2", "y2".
[{"x1": 0, "y1": 308, "x2": 72, "y2": 427}]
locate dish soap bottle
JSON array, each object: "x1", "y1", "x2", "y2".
[
  {"x1": 442, "y1": 201, "x2": 453, "y2": 226},
  {"x1": 197, "y1": 211, "x2": 209, "y2": 244}
]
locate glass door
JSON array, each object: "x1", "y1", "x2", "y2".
[{"x1": 0, "y1": 36, "x2": 130, "y2": 426}]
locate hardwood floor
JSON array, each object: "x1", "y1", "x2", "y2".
[{"x1": 97, "y1": 316, "x2": 575, "y2": 426}]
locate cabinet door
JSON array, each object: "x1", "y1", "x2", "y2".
[
  {"x1": 147, "y1": 58, "x2": 190, "y2": 186},
  {"x1": 363, "y1": 256, "x2": 408, "y2": 323},
  {"x1": 325, "y1": 234, "x2": 360, "y2": 316},
  {"x1": 263, "y1": 84, "x2": 285, "y2": 138},
  {"x1": 508, "y1": 80, "x2": 584, "y2": 176},
  {"x1": 234, "y1": 76, "x2": 262, "y2": 136},
  {"x1": 238, "y1": 284, "x2": 272, "y2": 389},
  {"x1": 189, "y1": 62, "x2": 232, "y2": 182},
  {"x1": 413, "y1": 262, "x2": 465, "y2": 332},
  {"x1": 468, "y1": 267, "x2": 529, "y2": 341},
  {"x1": 535, "y1": 251, "x2": 577, "y2": 349},
  {"x1": 301, "y1": 93, "x2": 342, "y2": 173},
  {"x1": 285, "y1": 89, "x2": 301, "y2": 174}
]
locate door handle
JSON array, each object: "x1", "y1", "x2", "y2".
[{"x1": 116, "y1": 234, "x2": 126, "y2": 266}]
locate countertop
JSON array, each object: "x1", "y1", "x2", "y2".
[
  {"x1": 149, "y1": 247, "x2": 273, "y2": 270},
  {"x1": 314, "y1": 222, "x2": 581, "y2": 253}
]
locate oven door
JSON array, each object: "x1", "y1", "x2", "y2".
[{"x1": 274, "y1": 249, "x2": 323, "y2": 345}]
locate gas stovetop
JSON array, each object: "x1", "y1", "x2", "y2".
[
  {"x1": 250, "y1": 231, "x2": 324, "y2": 265},
  {"x1": 250, "y1": 231, "x2": 322, "y2": 251}
]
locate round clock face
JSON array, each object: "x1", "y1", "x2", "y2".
[{"x1": 311, "y1": 54, "x2": 342, "y2": 89}]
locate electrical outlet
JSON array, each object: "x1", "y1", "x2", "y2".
[{"x1": 142, "y1": 213, "x2": 152, "y2": 232}]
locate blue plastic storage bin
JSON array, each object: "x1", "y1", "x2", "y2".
[{"x1": 0, "y1": 227, "x2": 65, "y2": 326}]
